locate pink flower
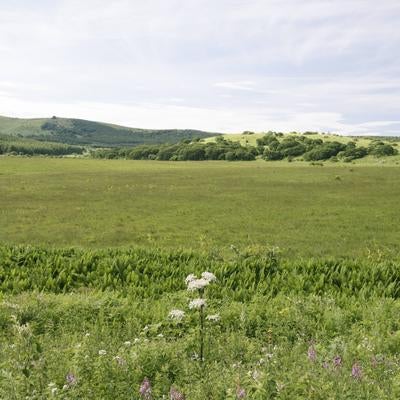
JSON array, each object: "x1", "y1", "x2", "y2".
[
  {"x1": 351, "y1": 362, "x2": 362, "y2": 380},
  {"x1": 236, "y1": 386, "x2": 246, "y2": 399},
  {"x1": 66, "y1": 372, "x2": 77, "y2": 387},
  {"x1": 139, "y1": 377, "x2": 152, "y2": 399},
  {"x1": 307, "y1": 345, "x2": 317, "y2": 362},
  {"x1": 333, "y1": 355, "x2": 342, "y2": 368},
  {"x1": 170, "y1": 386, "x2": 185, "y2": 400}
]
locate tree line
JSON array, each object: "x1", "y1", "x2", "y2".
[
  {"x1": 0, "y1": 136, "x2": 84, "y2": 156},
  {"x1": 92, "y1": 134, "x2": 398, "y2": 162},
  {"x1": 257, "y1": 133, "x2": 398, "y2": 161},
  {"x1": 91, "y1": 137, "x2": 258, "y2": 161}
]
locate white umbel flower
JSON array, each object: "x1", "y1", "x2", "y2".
[
  {"x1": 98, "y1": 349, "x2": 107, "y2": 356},
  {"x1": 201, "y1": 271, "x2": 216, "y2": 282},
  {"x1": 169, "y1": 309, "x2": 185, "y2": 321},
  {"x1": 185, "y1": 274, "x2": 197, "y2": 284},
  {"x1": 187, "y1": 278, "x2": 209, "y2": 291},
  {"x1": 206, "y1": 313, "x2": 220, "y2": 322},
  {"x1": 189, "y1": 298, "x2": 206, "y2": 309}
]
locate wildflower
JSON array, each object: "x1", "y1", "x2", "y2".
[
  {"x1": 351, "y1": 362, "x2": 363, "y2": 380},
  {"x1": 139, "y1": 377, "x2": 152, "y2": 399},
  {"x1": 170, "y1": 386, "x2": 185, "y2": 400},
  {"x1": 98, "y1": 349, "x2": 107, "y2": 356},
  {"x1": 206, "y1": 313, "x2": 220, "y2": 322},
  {"x1": 187, "y1": 278, "x2": 209, "y2": 291},
  {"x1": 157, "y1": 333, "x2": 164, "y2": 338},
  {"x1": 251, "y1": 369, "x2": 261, "y2": 381},
  {"x1": 124, "y1": 341, "x2": 132, "y2": 346},
  {"x1": 48, "y1": 383, "x2": 58, "y2": 395},
  {"x1": 114, "y1": 355, "x2": 126, "y2": 366},
  {"x1": 169, "y1": 309, "x2": 185, "y2": 321},
  {"x1": 333, "y1": 355, "x2": 342, "y2": 368},
  {"x1": 322, "y1": 361, "x2": 329, "y2": 369},
  {"x1": 134, "y1": 338, "x2": 140, "y2": 344},
  {"x1": 189, "y1": 298, "x2": 206, "y2": 309},
  {"x1": 65, "y1": 372, "x2": 77, "y2": 387},
  {"x1": 236, "y1": 386, "x2": 246, "y2": 399},
  {"x1": 201, "y1": 271, "x2": 216, "y2": 282},
  {"x1": 307, "y1": 345, "x2": 317, "y2": 362},
  {"x1": 185, "y1": 274, "x2": 197, "y2": 284}
]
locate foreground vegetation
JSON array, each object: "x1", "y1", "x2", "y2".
[
  {"x1": 0, "y1": 245, "x2": 399, "y2": 399},
  {"x1": 1, "y1": 158, "x2": 400, "y2": 257}
]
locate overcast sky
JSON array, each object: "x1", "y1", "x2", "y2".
[{"x1": 1, "y1": 0, "x2": 399, "y2": 135}]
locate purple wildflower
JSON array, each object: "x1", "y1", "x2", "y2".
[
  {"x1": 351, "y1": 362, "x2": 363, "y2": 380},
  {"x1": 66, "y1": 372, "x2": 77, "y2": 387},
  {"x1": 333, "y1": 355, "x2": 342, "y2": 368},
  {"x1": 139, "y1": 377, "x2": 152, "y2": 399},
  {"x1": 307, "y1": 345, "x2": 317, "y2": 362},
  {"x1": 322, "y1": 361, "x2": 329, "y2": 369},
  {"x1": 170, "y1": 386, "x2": 185, "y2": 400},
  {"x1": 236, "y1": 386, "x2": 246, "y2": 399}
]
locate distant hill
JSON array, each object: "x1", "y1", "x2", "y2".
[{"x1": 0, "y1": 115, "x2": 220, "y2": 147}]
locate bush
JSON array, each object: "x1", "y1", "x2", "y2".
[
  {"x1": 368, "y1": 142, "x2": 398, "y2": 157},
  {"x1": 263, "y1": 149, "x2": 284, "y2": 161},
  {"x1": 303, "y1": 142, "x2": 346, "y2": 161}
]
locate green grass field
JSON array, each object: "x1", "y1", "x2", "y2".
[
  {"x1": 1, "y1": 157, "x2": 400, "y2": 257},
  {"x1": 1, "y1": 156, "x2": 400, "y2": 398}
]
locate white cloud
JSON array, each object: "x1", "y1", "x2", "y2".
[
  {"x1": 0, "y1": 0, "x2": 399, "y2": 135},
  {"x1": 214, "y1": 81, "x2": 257, "y2": 91}
]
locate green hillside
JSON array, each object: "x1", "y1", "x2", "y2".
[{"x1": 0, "y1": 115, "x2": 219, "y2": 147}]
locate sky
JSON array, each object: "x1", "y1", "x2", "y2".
[{"x1": 0, "y1": 0, "x2": 399, "y2": 135}]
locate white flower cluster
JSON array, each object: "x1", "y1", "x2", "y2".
[
  {"x1": 187, "y1": 278, "x2": 209, "y2": 291},
  {"x1": 189, "y1": 298, "x2": 206, "y2": 309},
  {"x1": 205, "y1": 313, "x2": 220, "y2": 322},
  {"x1": 186, "y1": 271, "x2": 216, "y2": 291},
  {"x1": 168, "y1": 309, "x2": 185, "y2": 321},
  {"x1": 201, "y1": 271, "x2": 216, "y2": 282}
]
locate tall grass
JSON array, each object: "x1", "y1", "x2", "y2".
[{"x1": 0, "y1": 245, "x2": 399, "y2": 298}]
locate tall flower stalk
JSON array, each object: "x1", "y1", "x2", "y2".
[
  {"x1": 199, "y1": 289, "x2": 205, "y2": 363},
  {"x1": 185, "y1": 272, "x2": 217, "y2": 364}
]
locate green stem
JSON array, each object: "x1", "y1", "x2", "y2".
[{"x1": 199, "y1": 290, "x2": 205, "y2": 364}]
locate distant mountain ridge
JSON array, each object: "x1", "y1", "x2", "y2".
[{"x1": 0, "y1": 115, "x2": 220, "y2": 147}]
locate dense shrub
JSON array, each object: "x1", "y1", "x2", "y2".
[
  {"x1": 338, "y1": 144, "x2": 368, "y2": 161},
  {"x1": 263, "y1": 149, "x2": 284, "y2": 160},
  {"x1": 368, "y1": 141, "x2": 398, "y2": 157},
  {"x1": 303, "y1": 142, "x2": 346, "y2": 161},
  {"x1": 92, "y1": 140, "x2": 257, "y2": 162}
]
